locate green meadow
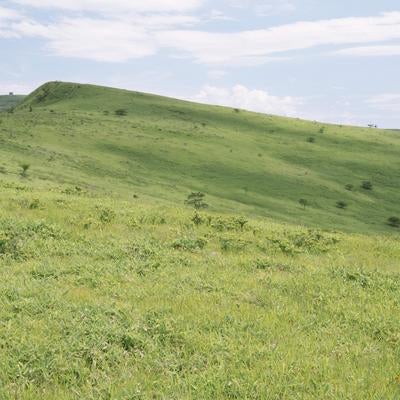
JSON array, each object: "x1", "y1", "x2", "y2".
[{"x1": 0, "y1": 82, "x2": 399, "y2": 399}]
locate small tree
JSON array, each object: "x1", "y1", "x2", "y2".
[
  {"x1": 361, "y1": 181, "x2": 373, "y2": 190},
  {"x1": 185, "y1": 192, "x2": 208, "y2": 210},
  {"x1": 387, "y1": 217, "x2": 400, "y2": 228},
  {"x1": 299, "y1": 198, "x2": 309, "y2": 210},
  {"x1": 307, "y1": 136, "x2": 316, "y2": 143},
  {"x1": 20, "y1": 163, "x2": 30, "y2": 178},
  {"x1": 336, "y1": 201, "x2": 348, "y2": 209}
]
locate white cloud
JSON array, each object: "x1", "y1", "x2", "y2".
[
  {"x1": 190, "y1": 84, "x2": 302, "y2": 116},
  {"x1": 158, "y1": 12, "x2": 400, "y2": 65},
  {"x1": 333, "y1": 44, "x2": 400, "y2": 57},
  {"x1": 0, "y1": 6, "x2": 20, "y2": 20},
  {"x1": 11, "y1": 0, "x2": 203, "y2": 13},
  {"x1": 10, "y1": 12, "x2": 201, "y2": 62},
  {"x1": 0, "y1": 5, "x2": 23, "y2": 37},
  {"x1": 367, "y1": 94, "x2": 400, "y2": 112},
  {"x1": 3, "y1": 6, "x2": 400, "y2": 65},
  {"x1": 227, "y1": 0, "x2": 295, "y2": 16},
  {"x1": 207, "y1": 69, "x2": 226, "y2": 79},
  {"x1": 48, "y1": 19, "x2": 157, "y2": 62},
  {"x1": 209, "y1": 9, "x2": 234, "y2": 21},
  {"x1": 253, "y1": 0, "x2": 295, "y2": 16}
]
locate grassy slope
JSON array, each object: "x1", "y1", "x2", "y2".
[
  {"x1": 0, "y1": 82, "x2": 399, "y2": 399},
  {"x1": 0, "y1": 94, "x2": 25, "y2": 111},
  {"x1": 0, "y1": 80, "x2": 397, "y2": 234}
]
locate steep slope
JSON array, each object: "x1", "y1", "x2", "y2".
[{"x1": 1, "y1": 81, "x2": 399, "y2": 233}]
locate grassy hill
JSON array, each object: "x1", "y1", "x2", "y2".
[
  {"x1": 0, "y1": 81, "x2": 399, "y2": 399},
  {"x1": 0, "y1": 94, "x2": 25, "y2": 111},
  {"x1": 0, "y1": 80, "x2": 397, "y2": 234}
]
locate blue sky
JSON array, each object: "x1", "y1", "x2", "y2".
[{"x1": 1, "y1": 0, "x2": 400, "y2": 127}]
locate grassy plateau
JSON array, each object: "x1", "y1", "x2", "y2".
[{"x1": 0, "y1": 81, "x2": 399, "y2": 399}]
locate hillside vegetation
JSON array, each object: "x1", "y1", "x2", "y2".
[
  {"x1": 0, "y1": 80, "x2": 398, "y2": 233},
  {"x1": 0, "y1": 82, "x2": 399, "y2": 399}
]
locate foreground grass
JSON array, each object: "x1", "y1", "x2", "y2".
[{"x1": 0, "y1": 178, "x2": 399, "y2": 399}]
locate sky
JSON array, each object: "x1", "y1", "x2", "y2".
[{"x1": 0, "y1": 0, "x2": 400, "y2": 128}]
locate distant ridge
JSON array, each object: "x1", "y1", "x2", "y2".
[{"x1": 0, "y1": 94, "x2": 25, "y2": 112}]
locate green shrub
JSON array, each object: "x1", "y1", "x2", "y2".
[
  {"x1": 99, "y1": 208, "x2": 116, "y2": 223},
  {"x1": 387, "y1": 217, "x2": 400, "y2": 228},
  {"x1": 307, "y1": 137, "x2": 315, "y2": 143},
  {"x1": 191, "y1": 212, "x2": 204, "y2": 226},
  {"x1": 336, "y1": 201, "x2": 348, "y2": 209},
  {"x1": 20, "y1": 163, "x2": 30, "y2": 178},
  {"x1": 172, "y1": 237, "x2": 207, "y2": 251},
  {"x1": 268, "y1": 229, "x2": 340, "y2": 255},
  {"x1": 29, "y1": 199, "x2": 40, "y2": 209},
  {"x1": 299, "y1": 198, "x2": 309, "y2": 210},
  {"x1": 210, "y1": 216, "x2": 248, "y2": 232},
  {"x1": 361, "y1": 181, "x2": 373, "y2": 190},
  {"x1": 115, "y1": 109, "x2": 127, "y2": 116},
  {"x1": 0, "y1": 220, "x2": 63, "y2": 260},
  {"x1": 345, "y1": 184, "x2": 354, "y2": 191},
  {"x1": 220, "y1": 237, "x2": 248, "y2": 252}
]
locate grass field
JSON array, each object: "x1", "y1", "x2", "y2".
[{"x1": 0, "y1": 82, "x2": 399, "y2": 399}]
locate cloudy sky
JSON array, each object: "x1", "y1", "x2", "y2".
[{"x1": 1, "y1": 0, "x2": 400, "y2": 127}]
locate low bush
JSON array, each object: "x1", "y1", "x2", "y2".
[
  {"x1": 99, "y1": 208, "x2": 116, "y2": 223},
  {"x1": 336, "y1": 201, "x2": 348, "y2": 209},
  {"x1": 268, "y1": 229, "x2": 340, "y2": 255},
  {"x1": 220, "y1": 237, "x2": 248, "y2": 252},
  {"x1": 115, "y1": 109, "x2": 127, "y2": 116},
  {"x1": 387, "y1": 216, "x2": 400, "y2": 228},
  {"x1": 172, "y1": 237, "x2": 207, "y2": 251},
  {"x1": 361, "y1": 181, "x2": 373, "y2": 190}
]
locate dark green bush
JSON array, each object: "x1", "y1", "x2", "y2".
[
  {"x1": 20, "y1": 163, "x2": 30, "y2": 178},
  {"x1": 336, "y1": 201, "x2": 348, "y2": 209},
  {"x1": 361, "y1": 181, "x2": 373, "y2": 190},
  {"x1": 299, "y1": 199, "x2": 309, "y2": 209},
  {"x1": 387, "y1": 217, "x2": 400, "y2": 228},
  {"x1": 29, "y1": 199, "x2": 40, "y2": 209},
  {"x1": 99, "y1": 208, "x2": 116, "y2": 223},
  {"x1": 115, "y1": 109, "x2": 127, "y2": 116},
  {"x1": 191, "y1": 212, "x2": 203, "y2": 226}
]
